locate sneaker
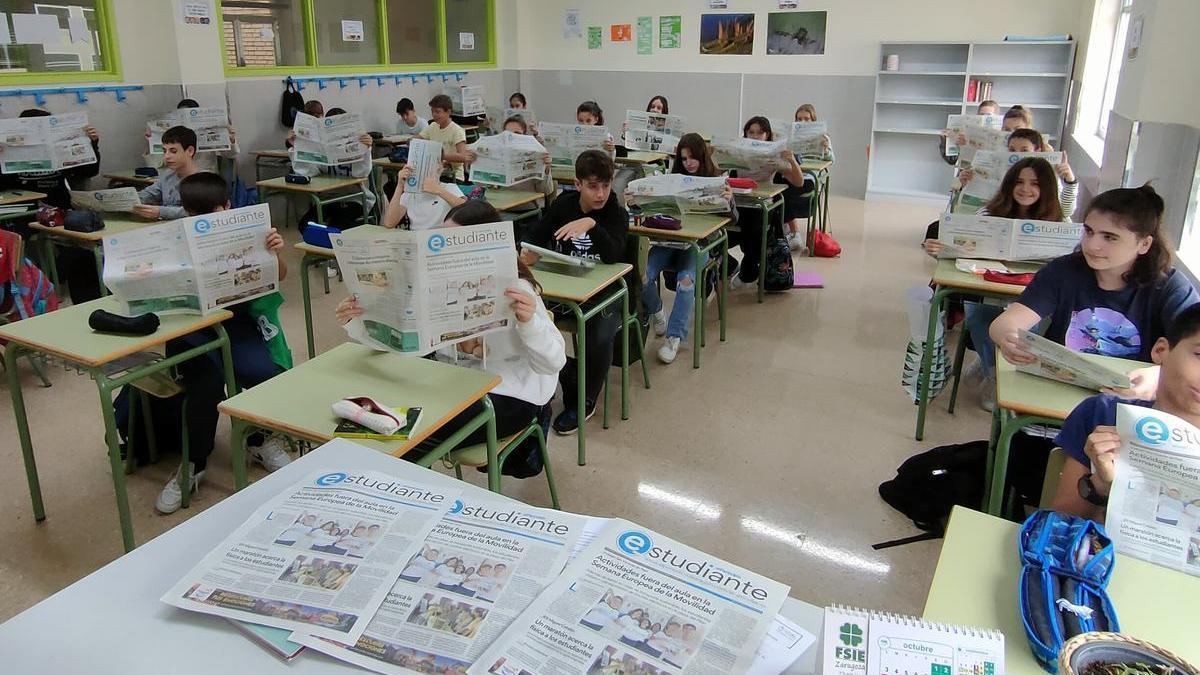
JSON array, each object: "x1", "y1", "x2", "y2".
[
  {"x1": 788, "y1": 232, "x2": 803, "y2": 251},
  {"x1": 980, "y1": 374, "x2": 996, "y2": 413},
  {"x1": 962, "y1": 359, "x2": 984, "y2": 384},
  {"x1": 651, "y1": 310, "x2": 667, "y2": 337},
  {"x1": 156, "y1": 464, "x2": 204, "y2": 515},
  {"x1": 552, "y1": 401, "x2": 596, "y2": 436},
  {"x1": 658, "y1": 337, "x2": 681, "y2": 364},
  {"x1": 250, "y1": 436, "x2": 293, "y2": 472},
  {"x1": 728, "y1": 276, "x2": 747, "y2": 291},
  {"x1": 326, "y1": 262, "x2": 339, "y2": 279}
]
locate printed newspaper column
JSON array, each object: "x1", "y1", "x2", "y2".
[
  {"x1": 1111, "y1": 405, "x2": 1200, "y2": 577},
  {"x1": 0, "y1": 111, "x2": 97, "y2": 173},
  {"x1": 956, "y1": 126, "x2": 1009, "y2": 172},
  {"x1": 103, "y1": 220, "x2": 202, "y2": 315},
  {"x1": 450, "y1": 86, "x2": 487, "y2": 117},
  {"x1": 468, "y1": 131, "x2": 547, "y2": 187},
  {"x1": 294, "y1": 495, "x2": 590, "y2": 674},
  {"x1": 468, "y1": 519, "x2": 790, "y2": 675},
  {"x1": 162, "y1": 470, "x2": 460, "y2": 643},
  {"x1": 538, "y1": 122, "x2": 611, "y2": 169},
  {"x1": 405, "y1": 138, "x2": 444, "y2": 193},
  {"x1": 293, "y1": 111, "x2": 368, "y2": 165},
  {"x1": 624, "y1": 110, "x2": 687, "y2": 153},
  {"x1": 788, "y1": 121, "x2": 828, "y2": 158}
]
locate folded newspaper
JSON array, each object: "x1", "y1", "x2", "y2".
[
  {"x1": 538, "y1": 122, "x2": 611, "y2": 168},
  {"x1": 0, "y1": 112, "x2": 97, "y2": 173},
  {"x1": 1111, "y1": 404, "x2": 1200, "y2": 577},
  {"x1": 624, "y1": 110, "x2": 687, "y2": 153},
  {"x1": 955, "y1": 125, "x2": 1009, "y2": 171},
  {"x1": 69, "y1": 185, "x2": 140, "y2": 213},
  {"x1": 147, "y1": 106, "x2": 231, "y2": 154},
  {"x1": 943, "y1": 114, "x2": 1001, "y2": 157},
  {"x1": 711, "y1": 137, "x2": 788, "y2": 174},
  {"x1": 293, "y1": 111, "x2": 368, "y2": 165},
  {"x1": 937, "y1": 213, "x2": 1081, "y2": 262},
  {"x1": 954, "y1": 150, "x2": 1065, "y2": 213},
  {"x1": 468, "y1": 131, "x2": 547, "y2": 187},
  {"x1": 1016, "y1": 329, "x2": 1132, "y2": 391},
  {"x1": 787, "y1": 121, "x2": 827, "y2": 158},
  {"x1": 334, "y1": 222, "x2": 519, "y2": 356},
  {"x1": 405, "y1": 138, "x2": 444, "y2": 194},
  {"x1": 523, "y1": 242, "x2": 597, "y2": 269},
  {"x1": 102, "y1": 203, "x2": 280, "y2": 315},
  {"x1": 626, "y1": 173, "x2": 731, "y2": 214}
]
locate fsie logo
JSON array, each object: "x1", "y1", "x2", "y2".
[
  {"x1": 427, "y1": 233, "x2": 446, "y2": 253},
  {"x1": 193, "y1": 219, "x2": 212, "y2": 234},
  {"x1": 835, "y1": 622, "x2": 866, "y2": 663},
  {"x1": 617, "y1": 530, "x2": 653, "y2": 555},
  {"x1": 315, "y1": 472, "x2": 347, "y2": 486},
  {"x1": 449, "y1": 499, "x2": 464, "y2": 514},
  {"x1": 1134, "y1": 416, "x2": 1170, "y2": 445}
]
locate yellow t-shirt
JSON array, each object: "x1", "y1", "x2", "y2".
[{"x1": 419, "y1": 121, "x2": 468, "y2": 180}]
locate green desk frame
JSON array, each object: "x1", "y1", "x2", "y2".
[
  {"x1": 733, "y1": 189, "x2": 787, "y2": 303},
  {"x1": 257, "y1": 177, "x2": 371, "y2": 229}
]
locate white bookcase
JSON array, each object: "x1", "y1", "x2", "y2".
[{"x1": 867, "y1": 40, "x2": 1076, "y2": 201}]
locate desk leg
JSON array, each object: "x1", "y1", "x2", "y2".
[
  {"x1": 570, "y1": 302, "x2": 587, "y2": 466},
  {"x1": 312, "y1": 193, "x2": 324, "y2": 226},
  {"x1": 915, "y1": 286, "x2": 950, "y2": 441},
  {"x1": 482, "y1": 397, "x2": 500, "y2": 493},
  {"x1": 213, "y1": 324, "x2": 246, "y2": 491},
  {"x1": 987, "y1": 413, "x2": 1057, "y2": 517},
  {"x1": 95, "y1": 374, "x2": 136, "y2": 552},
  {"x1": 34, "y1": 234, "x2": 60, "y2": 287},
  {"x1": 719, "y1": 235, "x2": 729, "y2": 342},
  {"x1": 821, "y1": 172, "x2": 831, "y2": 234},
  {"x1": 300, "y1": 253, "x2": 316, "y2": 359},
  {"x1": 691, "y1": 242, "x2": 704, "y2": 369},
  {"x1": 6, "y1": 343, "x2": 44, "y2": 522},
  {"x1": 620, "y1": 281, "x2": 629, "y2": 422},
  {"x1": 757, "y1": 203, "x2": 768, "y2": 303}
]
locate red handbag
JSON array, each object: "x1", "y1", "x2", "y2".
[{"x1": 811, "y1": 230, "x2": 841, "y2": 258}]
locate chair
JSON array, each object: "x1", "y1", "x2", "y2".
[
  {"x1": 1039, "y1": 447, "x2": 1067, "y2": 509},
  {"x1": 437, "y1": 416, "x2": 560, "y2": 509}
]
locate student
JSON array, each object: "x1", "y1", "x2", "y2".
[
  {"x1": 990, "y1": 185, "x2": 1199, "y2": 401},
  {"x1": 287, "y1": 107, "x2": 376, "y2": 224},
  {"x1": 729, "y1": 116, "x2": 806, "y2": 288},
  {"x1": 786, "y1": 103, "x2": 835, "y2": 249},
  {"x1": 381, "y1": 161, "x2": 466, "y2": 230},
  {"x1": 418, "y1": 94, "x2": 472, "y2": 181},
  {"x1": 576, "y1": 101, "x2": 618, "y2": 155},
  {"x1": 1003, "y1": 104, "x2": 1034, "y2": 132},
  {"x1": 638, "y1": 132, "x2": 733, "y2": 364},
  {"x1": 1049, "y1": 303, "x2": 1200, "y2": 522},
  {"x1": 143, "y1": 98, "x2": 238, "y2": 174},
  {"x1": 646, "y1": 95, "x2": 669, "y2": 115},
  {"x1": 284, "y1": 100, "x2": 325, "y2": 149},
  {"x1": 134, "y1": 125, "x2": 203, "y2": 221},
  {"x1": 520, "y1": 150, "x2": 627, "y2": 435},
  {"x1": 154, "y1": 172, "x2": 294, "y2": 514},
  {"x1": 395, "y1": 97, "x2": 428, "y2": 136},
  {"x1": 0, "y1": 108, "x2": 103, "y2": 301},
  {"x1": 957, "y1": 128, "x2": 1078, "y2": 217},
  {"x1": 508, "y1": 92, "x2": 528, "y2": 109},
  {"x1": 336, "y1": 201, "x2": 567, "y2": 475},
  {"x1": 939, "y1": 99, "x2": 999, "y2": 166},
  {"x1": 499, "y1": 115, "x2": 555, "y2": 202}
]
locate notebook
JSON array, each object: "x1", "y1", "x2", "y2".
[
  {"x1": 229, "y1": 619, "x2": 305, "y2": 661},
  {"x1": 821, "y1": 606, "x2": 1004, "y2": 675}
]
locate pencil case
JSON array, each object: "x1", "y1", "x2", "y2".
[
  {"x1": 727, "y1": 177, "x2": 757, "y2": 190},
  {"x1": 284, "y1": 173, "x2": 310, "y2": 185},
  {"x1": 133, "y1": 167, "x2": 159, "y2": 178},
  {"x1": 1018, "y1": 510, "x2": 1119, "y2": 673},
  {"x1": 302, "y1": 222, "x2": 341, "y2": 249},
  {"x1": 643, "y1": 214, "x2": 681, "y2": 231}
]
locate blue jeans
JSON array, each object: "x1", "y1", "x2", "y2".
[
  {"x1": 964, "y1": 301, "x2": 1003, "y2": 371},
  {"x1": 643, "y1": 246, "x2": 701, "y2": 340}
]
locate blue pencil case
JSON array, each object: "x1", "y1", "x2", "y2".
[
  {"x1": 302, "y1": 222, "x2": 341, "y2": 249},
  {"x1": 1018, "y1": 510, "x2": 1119, "y2": 672}
]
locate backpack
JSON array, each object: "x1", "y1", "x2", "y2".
[
  {"x1": 0, "y1": 231, "x2": 60, "y2": 321},
  {"x1": 230, "y1": 177, "x2": 259, "y2": 209},
  {"x1": 280, "y1": 79, "x2": 305, "y2": 127},
  {"x1": 812, "y1": 229, "x2": 842, "y2": 257},
  {"x1": 878, "y1": 441, "x2": 988, "y2": 532},
  {"x1": 763, "y1": 221, "x2": 794, "y2": 292}
]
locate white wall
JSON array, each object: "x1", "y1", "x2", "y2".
[{"x1": 1112, "y1": 0, "x2": 1200, "y2": 127}]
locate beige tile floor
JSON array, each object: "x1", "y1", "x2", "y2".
[{"x1": 0, "y1": 195, "x2": 996, "y2": 624}]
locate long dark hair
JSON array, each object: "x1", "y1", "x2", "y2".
[
  {"x1": 742, "y1": 116, "x2": 772, "y2": 141},
  {"x1": 445, "y1": 201, "x2": 541, "y2": 293},
  {"x1": 1082, "y1": 184, "x2": 1170, "y2": 285},
  {"x1": 577, "y1": 101, "x2": 604, "y2": 126},
  {"x1": 647, "y1": 95, "x2": 669, "y2": 115},
  {"x1": 672, "y1": 133, "x2": 719, "y2": 177},
  {"x1": 982, "y1": 157, "x2": 1062, "y2": 221}
]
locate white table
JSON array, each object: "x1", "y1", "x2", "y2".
[{"x1": 0, "y1": 439, "x2": 823, "y2": 674}]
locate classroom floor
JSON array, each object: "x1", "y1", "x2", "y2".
[{"x1": 0, "y1": 195, "x2": 994, "y2": 623}]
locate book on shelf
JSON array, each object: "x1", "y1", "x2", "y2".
[{"x1": 967, "y1": 79, "x2": 979, "y2": 102}]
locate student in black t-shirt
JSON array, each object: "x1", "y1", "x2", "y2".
[
  {"x1": 521, "y1": 150, "x2": 628, "y2": 436},
  {"x1": 990, "y1": 185, "x2": 1199, "y2": 399}
]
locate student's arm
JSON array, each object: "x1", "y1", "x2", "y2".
[
  {"x1": 937, "y1": 134, "x2": 958, "y2": 166},
  {"x1": 509, "y1": 284, "x2": 567, "y2": 375},
  {"x1": 443, "y1": 139, "x2": 472, "y2": 165},
  {"x1": 922, "y1": 220, "x2": 944, "y2": 258},
  {"x1": 988, "y1": 302, "x2": 1041, "y2": 365},
  {"x1": 158, "y1": 204, "x2": 187, "y2": 220},
  {"x1": 382, "y1": 167, "x2": 412, "y2": 228},
  {"x1": 1059, "y1": 179, "x2": 1078, "y2": 219},
  {"x1": 137, "y1": 178, "x2": 164, "y2": 206},
  {"x1": 777, "y1": 149, "x2": 806, "y2": 187},
  {"x1": 1050, "y1": 456, "x2": 1107, "y2": 521}
]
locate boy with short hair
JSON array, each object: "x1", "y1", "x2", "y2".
[
  {"x1": 520, "y1": 150, "x2": 628, "y2": 435},
  {"x1": 418, "y1": 94, "x2": 471, "y2": 181},
  {"x1": 135, "y1": 125, "x2": 203, "y2": 221},
  {"x1": 396, "y1": 97, "x2": 428, "y2": 136},
  {"x1": 143, "y1": 98, "x2": 239, "y2": 174},
  {"x1": 1050, "y1": 303, "x2": 1200, "y2": 522}
]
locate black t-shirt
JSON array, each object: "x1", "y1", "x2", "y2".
[
  {"x1": 1016, "y1": 254, "x2": 1198, "y2": 361},
  {"x1": 524, "y1": 190, "x2": 628, "y2": 264}
]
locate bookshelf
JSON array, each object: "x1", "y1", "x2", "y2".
[{"x1": 867, "y1": 40, "x2": 1076, "y2": 202}]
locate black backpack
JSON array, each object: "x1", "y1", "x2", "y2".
[
  {"x1": 879, "y1": 441, "x2": 988, "y2": 532},
  {"x1": 280, "y1": 79, "x2": 305, "y2": 127},
  {"x1": 763, "y1": 220, "x2": 794, "y2": 292}
]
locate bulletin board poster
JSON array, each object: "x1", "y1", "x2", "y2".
[
  {"x1": 636, "y1": 16, "x2": 652, "y2": 55},
  {"x1": 659, "y1": 16, "x2": 681, "y2": 49},
  {"x1": 587, "y1": 25, "x2": 602, "y2": 49},
  {"x1": 699, "y1": 14, "x2": 754, "y2": 55},
  {"x1": 180, "y1": 0, "x2": 214, "y2": 26},
  {"x1": 766, "y1": 11, "x2": 827, "y2": 55},
  {"x1": 611, "y1": 24, "x2": 632, "y2": 42}
]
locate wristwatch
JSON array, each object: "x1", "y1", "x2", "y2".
[{"x1": 1077, "y1": 473, "x2": 1109, "y2": 506}]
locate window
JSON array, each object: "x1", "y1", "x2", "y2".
[
  {"x1": 0, "y1": 1, "x2": 120, "y2": 83},
  {"x1": 444, "y1": 0, "x2": 490, "y2": 64},
  {"x1": 1096, "y1": 0, "x2": 1132, "y2": 138},
  {"x1": 222, "y1": 0, "x2": 306, "y2": 68},
  {"x1": 385, "y1": 0, "x2": 439, "y2": 65},
  {"x1": 313, "y1": 0, "x2": 379, "y2": 67},
  {"x1": 1074, "y1": 0, "x2": 1133, "y2": 152}
]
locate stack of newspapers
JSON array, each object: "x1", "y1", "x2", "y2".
[{"x1": 161, "y1": 439, "x2": 812, "y2": 674}]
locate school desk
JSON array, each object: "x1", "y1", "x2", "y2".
[
  {"x1": 256, "y1": 175, "x2": 370, "y2": 228},
  {"x1": 733, "y1": 183, "x2": 789, "y2": 303},
  {"x1": 0, "y1": 437, "x2": 824, "y2": 674},
  {"x1": 616, "y1": 150, "x2": 671, "y2": 168},
  {"x1": 0, "y1": 189, "x2": 46, "y2": 225},
  {"x1": 925, "y1": 506, "x2": 1200, "y2": 673},
  {"x1": 217, "y1": 343, "x2": 506, "y2": 489},
  {"x1": 250, "y1": 149, "x2": 291, "y2": 182},
  {"x1": 101, "y1": 170, "x2": 156, "y2": 189},
  {"x1": 531, "y1": 260, "x2": 635, "y2": 467},
  {"x1": 799, "y1": 159, "x2": 833, "y2": 242},
  {"x1": 628, "y1": 213, "x2": 732, "y2": 369},
  {"x1": 0, "y1": 296, "x2": 236, "y2": 553},
  {"x1": 26, "y1": 216, "x2": 157, "y2": 295},
  {"x1": 987, "y1": 351, "x2": 1143, "y2": 516},
  {"x1": 914, "y1": 259, "x2": 1041, "y2": 441}
]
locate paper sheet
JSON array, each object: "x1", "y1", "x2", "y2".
[
  {"x1": 12, "y1": 13, "x2": 61, "y2": 47},
  {"x1": 563, "y1": 9, "x2": 582, "y2": 39},
  {"x1": 67, "y1": 16, "x2": 91, "y2": 46},
  {"x1": 341, "y1": 20, "x2": 363, "y2": 42},
  {"x1": 458, "y1": 31, "x2": 474, "y2": 50},
  {"x1": 748, "y1": 614, "x2": 816, "y2": 675}
]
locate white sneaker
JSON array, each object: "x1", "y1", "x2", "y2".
[
  {"x1": 980, "y1": 374, "x2": 996, "y2": 413},
  {"x1": 728, "y1": 276, "x2": 747, "y2": 291},
  {"x1": 651, "y1": 310, "x2": 668, "y2": 337},
  {"x1": 658, "y1": 337, "x2": 681, "y2": 364},
  {"x1": 156, "y1": 464, "x2": 204, "y2": 515},
  {"x1": 788, "y1": 233, "x2": 803, "y2": 251},
  {"x1": 326, "y1": 262, "x2": 339, "y2": 279},
  {"x1": 250, "y1": 436, "x2": 293, "y2": 472}
]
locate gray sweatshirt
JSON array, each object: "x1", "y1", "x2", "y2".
[{"x1": 137, "y1": 169, "x2": 188, "y2": 220}]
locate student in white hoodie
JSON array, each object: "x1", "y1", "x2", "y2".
[{"x1": 335, "y1": 201, "x2": 566, "y2": 477}]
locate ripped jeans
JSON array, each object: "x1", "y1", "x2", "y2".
[{"x1": 643, "y1": 245, "x2": 702, "y2": 340}]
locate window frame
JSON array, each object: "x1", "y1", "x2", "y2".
[
  {"x1": 1094, "y1": 0, "x2": 1133, "y2": 140},
  {"x1": 0, "y1": 0, "x2": 123, "y2": 85},
  {"x1": 218, "y1": 0, "x2": 494, "y2": 77}
]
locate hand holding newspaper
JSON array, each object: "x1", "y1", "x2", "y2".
[
  {"x1": 955, "y1": 150, "x2": 1066, "y2": 213},
  {"x1": 468, "y1": 131, "x2": 547, "y2": 186},
  {"x1": 1015, "y1": 329, "x2": 1133, "y2": 391},
  {"x1": 102, "y1": 203, "x2": 279, "y2": 315},
  {"x1": 624, "y1": 110, "x2": 687, "y2": 153},
  {"x1": 70, "y1": 185, "x2": 141, "y2": 213},
  {"x1": 0, "y1": 112, "x2": 97, "y2": 173},
  {"x1": 788, "y1": 121, "x2": 828, "y2": 157},
  {"x1": 943, "y1": 114, "x2": 1001, "y2": 157},
  {"x1": 293, "y1": 111, "x2": 368, "y2": 165},
  {"x1": 626, "y1": 173, "x2": 731, "y2": 215},
  {"x1": 1111, "y1": 404, "x2": 1200, "y2": 577},
  {"x1": 148, "y1": 106, "x2": 231, "y2": 154},
  {"x1": 711, "y1": 137, "x2": 788, "y2": 174},
  {"x1": 937, "y1": 213, "x2": 1081, "y2": 262},
  {"x1": 538, "y1": 122, "x2": 612, "y2": 168}
]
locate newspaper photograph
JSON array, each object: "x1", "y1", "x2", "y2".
[
  {"x1": 538, "y1": 122, "x2": 611, "y2": 168},
  {"x1": 295, "y1": 495, "x2": 590, "y2": 675},
  {"x1": 467, "y1": 519, "x2": 790, "y2": 675},
  {"x1": 69, "y1": 185, "x2": 141, "y2": 213},
  {"x1": 162, "y1": 469, "x2": 459, "y2": 643},
  {"x1": 943, "y1": 114, "x2": 1002, "y2": 157},
  {"x1": 450, "y1": 86, "x2": 487, "y2": 117},
  {"x1": 102, "y1": 203, "x2": 279, "y2": 315},
  {"x1": 711, "y1": 137, "x2": 788, "y2": 174},
  {"x1": 469, "y1": 131, "x2": 547, "y2": 187},
  {"x1": 624, "y1": 111, "x2": 687, "y2": 153},
  {"x1": 936, "y1": 213, "x2": 1081, "y2": 262},
  {"x1": 626, "y1": 174, "x2": 731, "y2": 215},
  {"x1": 1015, "y1": 329, "x2": 1133, "y2": 390},
  {"x1": 406, "y1": 138, "x2": 445, "y2": 193},
  {"x1": 293, "y1": 111, "x2": 369, "y2": 165},
  {"x1": 0, "y1": 111, "x2": 97, "y2": 173},
  {"x1": 335, "y1": 222, "x2": 519, "y2": 356},
  {"x1": 955, "y1": 125, "x2": 1009, "y2": 170},
  {"x1": 1111, "y1": 404, "x2": 1200, "y2": 577},
  {"x1": 148, "y1": 106, "x2": 231, "y2": 154},
  {"x1": 787, "y1": 121, "x2": 827, "y2": 158}
]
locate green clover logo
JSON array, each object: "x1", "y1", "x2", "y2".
[{"x1": 839, "y1": 622, "x2": 863, "y2": 647}]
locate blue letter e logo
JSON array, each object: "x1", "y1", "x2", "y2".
[
  {"x1": 315, "y1": 472, "x2": 346, "y2": 486},
  {"x1": 428, "y1": 233, "x2": 446, "y2": 253},
  {"x1": 193, "y1": 219, "x2": 212, "y2": 234},
  {"x1": 1134, "y1": 416, "x2": 1169, "y2": 445},
  {"x1": 1020, "y1": 221, "x2": 1036, "y2": 234},
  {"x1": 617, "y1": 530, "x2": 652, "y2": 555}
]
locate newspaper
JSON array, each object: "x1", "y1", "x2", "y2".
[
  {"x1": 944, "y1": 114, "x2": 1001, "y2": 157},
  {"x1": 626, "y1": 174, "x2": 731, "y2": 214},
  {"x1": 467, "y1": 519, "x2": 790, "y2": 674},
  {"x1": 293, "y1": 111, "x2": 368, "y2": 165},
  {"x1": 335, "y1": 222, "x2": 519, "y2": 356},
  {"x1": 1111, "y1": 404, "x2": 1200, "y2": 577},
  {"x1": 787, "y1": 121, "x2": 827, "y2": 157},
  {"x1": 711, "y1": 137, "x2": 788, "y2": 175},
  {"x1": 295, "y1": 495, "x2": 591, "y2": 674},
  {"x1": 405, "y1": 138, "x2": 444, "y2": 194},
  {"x1": 747, "y1": 614, "x2": 816, "y2": 675},
  {"x1": 102, "y1": 203, "x2": 280, "y2": 315},
  {"x1": 936, "y1": 213, "x2": 1081, "y2": 262},
  {"x1": 504, "y1": 107, "x2": 537, "y2": 129},
  {"x1": 624, "y1": 110, "x2": 687, "y2": 153},
  {"x1": 955, "y1": 125, "x2": 1009, "y2": 170},
  {"x1": 468, "y1": 131, "x2": 547, "y2": 187},
  {"x1": 955, "y1": 149, "x2": 1066, "y2": 213},
  {"x1": 147, "y1": 106, "x2": 231, "y2": 154},
  {"x1": 69, "y1": 185, "x2": 140, "y2": 212},
  {"x1": 450, "y1": 86, "x2": 486, "y2": 117},
  {"x1": 162, "y1": 469, "x2": 460, "y2": 643},
  {"x1": 0, "y1": 112, "x2": 97, "y2": 173},
  {"x1": 538, "y1": 122, "x2": 611, "y2": 169},
  {"x1": 1015, "y1": 329, "x2": 1132, "y2": 390}
]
